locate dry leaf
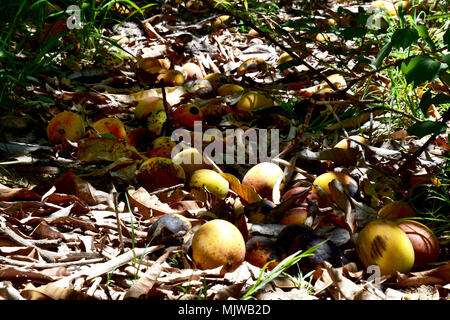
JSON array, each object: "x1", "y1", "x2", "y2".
[{"x1": 127, "y1": 187, "x2": 184, "y2": 219}]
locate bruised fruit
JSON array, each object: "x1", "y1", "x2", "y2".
[
  {"x1": 204, "y1": 73, "x2": 228, "y2": 91},
  {"x1": 236, "y1": 92, "x2": 274, "y2": 111},
  {"x1": 356, "y1": 219, "x2": 415, "y2": 275},
  {"x1": 92, "y1": 118, "x2": 127, "y2": 140},
  {"x1": 148, "y1": 213, "x2": 191, "y2": 245},
  {"x1": 397, "y1": 220, "x2": 440, "y2": 268},
  {"x1": 189, "y1": 169, "x2": 229, "y2": 199},
  {"x1": 135, "y1": 97, "x2": 166, "y2": 121},
  {"x1": 334, "y1": 135, "x2": 369, "y2": 149},
  {"x1": 315, "y1": 33, "x2": 338, "y2": 42},
  {"x1": 192, "y1": 219, "x2": 246, "y2": 271},
  {"x1": 172, "y1": 147, "x2": 211, "y2": 176},
  {"x1": 236, "y1": 57, "x2": 267, "y2": 77},
  {"x1": 172, "y1": 104, "x2": 203, "y2": 129},
  {"x1": 312, "y1": 172, "x2": 358, "y2": 197},
  {"x1": 47, "y1": 111, "x2": 85, "y2": 144},
  {"x1": 185, "y1": 79, "x2": 213, "y2": 97},
  {"x1": 242, "y1": 162, "x2": 285, "y2": 199},
  {"x1": 217, "y1": 84, "x2": 244, "y2": 97},
  {"x1": 378, "y1": 200, "x2": 416, "y2": 220},
  {"x1": 276, "y1": 224, "x2": 348, "y2": 272},
  {"x1": 147, "y1": 109, "x2": 167, "y2": 135},
  {"x1": 157, "y1": 69, "x2": 185, "y2": 86},
  {"x1": 245, "y1": 236, "x2": 285, "y2": 270},
  {"x1": 148, "y1": 136, "x2": 176, "y2": 158},
  {"x1": 244, "y1": 199, "x2": 276, "y2": 224},
  {"x1": 137, "y1": 157, "x2": 186, "y2": 192},
  {"x1": 280, "y1": 207, "x2": 308, "y2": 225}
]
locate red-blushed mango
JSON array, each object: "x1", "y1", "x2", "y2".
[
  {"x1": 192, "y1": 219, "x2": 246, "y2": 272},
  {"x1": 280, "y1": 207, "x2": 308, "y2": 225},
  {"x1": 242, "y1": 162, "x2": 285, "y2": 199},
  {"x1": 397, "y1": 220, "x2": 440, "y2": 268},
  {"x1": 47, "y1": 111, "x2": 85, "y2": 144},
  {"x1": 245, "y1": 236, "x2": 286, "y2": 270},
  {"x1": 136, "y1": 157, "x2": 186, "y2": 192},
  {"x1": 378, "y1": 200, "x2": 416, "y2": 220},
  {"x1": 172, "y1": 104, "x2": 204, "y2": 129},
  {"x1": 356, "y1": 219, "x2": 415, "y2": 275},
  {"x1": 181, "y1": 62, "x2": 203, "y2": 80},
  {"x1": 92, "y1": 117, "x2": 127, "y2": 140}
]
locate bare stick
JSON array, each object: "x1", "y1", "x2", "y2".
[
  {"x1": 0, "y1": 256, "x2": 105, "y2": 269},
  {"x1": 113, "y1": 191, "x2": 124, "y2": 254}
]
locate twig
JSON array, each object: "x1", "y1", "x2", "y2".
[
  {"x1": 394, "y1": 133, "x2": 438, "y2": 176},
  {"x1": 0, "y1": 282, "x2": 25, "y2": 300},
  {"x1": 113, "y1": 191, "x2": 124, "y2": 254},
  {"x1": 0, "y1": 256, "x2": 105, "y2": 269}
]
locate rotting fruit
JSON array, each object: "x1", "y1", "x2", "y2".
[
  {"x1": 147, "y1": 213, "x2": 191, "y2": 246},
  {"x1": 136, "y1": 157, "x2": 186, "y2": 192},
  {"x1": 397, "y1": 220, "x2": 440, "y2": 268},
  {"x1": 148, "y1": 136, "x2": 177, "y2": 158},
  {"x1": 242, "y1": 162, "x2": 285, "y2": 199},
  {"x1": 92, "y1": 117, "x2": 127, "y2": 140},
  {"x1": 245, "y1": 236, "x2": 286, "y2": 270},
  {"x1": 378, "y1": 200, "x2": 416, "y2": 220},
  {"x1": 191, "y1": 219, "x2": 246, "y2": 272},
  {"x1": 47, "y1": 111, "x2": 85, "y2": 144},
  {"x1": 189, "y1": 169, "x2": 230, "y2": 199},
  {"x1": 356, "y1": 219, "x2": 415, "y2": 275}
]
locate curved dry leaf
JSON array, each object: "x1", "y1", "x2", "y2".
[
  {"x1": 219, "y1": 173, "x2": 262, "y2": 204},
  {"x1": 21, "y1": 282, "x2": 96, "y2": 300},
  {"x1": 127, "y1": 187, "x2": 184, "y2": 219}
]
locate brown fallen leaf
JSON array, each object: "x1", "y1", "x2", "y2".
[
  {"x1": 127, "y1": 187, "x2": 184, "y2": 219},
  {"x1": 393, "y1": 262, "x2": 450, "y2": 287},
  {"x1": 219, "y1": 173, "x2": 262, "y2": 204},
  {"x1": 124, "y1": 250, "x2": 172, "y2": 299},
  {"x1": 0, "y1": 183, "x2": 41, "y2": 202},
  {"x1": 21, "y1": 282, "x2": 96, "y2": 300},
  {"x1": 54, "y1": 169, "x2": 114, "y2": 207}
]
